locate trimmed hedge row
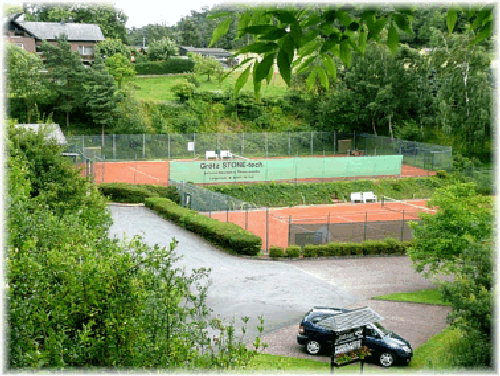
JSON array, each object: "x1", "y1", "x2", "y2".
[
  {"x1": 134, "y1": 59, "x2": 195, "y2": 75},
  {"x1": 98, "y1": 183, "x2": 180, "y2": 203},
  {"x1": 269, "y1": 238, "x2": 411, "y2": 258},
  {"x1": 303, "y1": 238, "x2": 412, "y2": 257},
  {"x1": 145, "y1": 197, "x2": 261, "y2": 255}
]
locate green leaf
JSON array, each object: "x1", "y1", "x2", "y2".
[
  {"x1": 336, "y1": 11, "x2": 352, "y2": 28},
  {"x1": 393, "y1": 14, "x2": 413, "y2": 34},
  {"x1": 272, "y1": 11, "x2": 297, "y2": 25},
  {"x1": 387, "y1": 24, "x2": 399, "y2": 55},
  {"x1": 339, "y1": 39, "x2": 351, "y2": 67},
  {"x1": 242, "y1": 25, "x2": 277, "y2": 35},
  {"x1": 209, "y1": 18, "x2": 232, "y2": 47},
  {"x1": 234, "y1": 65, "x2": 251, "y2": 97},
  {"x1": 317, "y1": 66, "x2": 329, "y2": 93},
  {"x1": 253, "y1": 63, "x2": 262, "y2": 101},
  {"x1": 207, "y1": 12, "x2": 232, "y2": 20},
  {"x1": 238, "y1": 42, "x2": 278, "y2": 54},
  {"x1": 306, "y1": 70, "x2": 316, "y2": 92},
  {"x1": 282, "y1": 35, "x2": 295, "y2": 64},
  {"x1": 260, "y1": 28, "x2": 288, "y2": 41},
  {"x1": 255, "y1": 53, "x2": 275, "y2": 82},
  {"x1": 471, "y1": 9, "x2": 492, "y2": 30},
  {"x1": 367, "y1": 17, "x2": 388, "y2": 40},
  {"x1": 236, "y1": 13, "x2": 251, "y2": 39},
  {"x1": 349, "y1": 22, "x2": 359, "y2": 31},
  {"x1": 446, "y1": 9, "x2": 457, "y2": 36},
  {"x1": 472, "y1": 21, "x2": 492, "y2": 45},
  {"x1": 298, "y1": 39, "x2": 321, "y2": 59},
  {"x1": 277, "y1": 48, "x2": 291, "y2": 86},
  {"x1": 300, "y1": 14, "x2": 320, "y2": 28},
  {"x1": 290, "y1": 21, "x2": 302, "y2": 46},
  {"x1": 358, "y1": 25, "x2": 368, "y2": 53},
  {"x1": 295, "y1": 55, "x2": 317, "y2": 75},
  {"x1": 321, "y1": 54, "x2": 336, "y2": 82}
]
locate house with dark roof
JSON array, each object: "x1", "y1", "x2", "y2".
[
  {"x1": 5, "y1": 14, "x2": 105, "y2": 65},
  {"x1": 179, "y1": 46, "x2": 238, "y2": 67}
]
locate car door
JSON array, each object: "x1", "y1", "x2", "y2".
[{"x1": 363, "y1": 326, "x2": 386, "y2": 358}]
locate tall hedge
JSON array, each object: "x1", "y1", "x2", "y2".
[{"x1": 134, "y1": 59, "x2": 195, "y2": 75}]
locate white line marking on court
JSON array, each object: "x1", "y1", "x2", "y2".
[{"x1": 128, "y1": 167, "x2": 160, "y2": 181}]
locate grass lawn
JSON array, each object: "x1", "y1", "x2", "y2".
[
  {"x1": 132, "y1": 71, "x2": 290, "y2": 102},
  {"x1": 371, "y1": 288, "x2": 452, "y2": 306}
]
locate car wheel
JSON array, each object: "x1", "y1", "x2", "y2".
[
  {"x1": 306, "y1": 340, "x2": 321, "y2": 355},
  {"x1": 379, "y1": 351, "x2": 396, "y2": 367}
]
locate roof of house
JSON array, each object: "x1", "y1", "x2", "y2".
[
  {"x1": 16, "y1": 20, "x2": 105, "y2": 41},
  {"x1": 15, "y1": 124, "x2": 67, "y2": 145},
  {"x1": 180, "y1": 46, "x2": 232, "y2": 57}
]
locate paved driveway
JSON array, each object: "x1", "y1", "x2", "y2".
[{"x1": 109, "y1": 205, "x2": 451, "y2": 363}]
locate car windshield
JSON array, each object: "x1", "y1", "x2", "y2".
[{"x1": 370, "y1": 322, "x2": 391, "y2": 336}]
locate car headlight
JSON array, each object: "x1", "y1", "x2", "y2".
[{"x1": 401, "y1": 345, "x2": 412, "y2": 353}]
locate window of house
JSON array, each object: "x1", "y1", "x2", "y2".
[
  {"x1": 14, "y1": 43, "x2": 23, "y2": 48},
  {"x1": 78, "y1": 46, "x2": 94, "y2": 56}
]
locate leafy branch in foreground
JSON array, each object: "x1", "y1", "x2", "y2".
[{"x1": 209, "y1": 5, "x2": 493, "y2": 98}]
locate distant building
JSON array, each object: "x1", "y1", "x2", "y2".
[
  {"x1": 15, "y1": 124, "x2": 67, "y2": 146},
  {"x1": 179, "y1": 46, "x2": 238, "y2": 67},
  {"x1": 5, "y1": 13, "x2": 105, "y2": 66}
]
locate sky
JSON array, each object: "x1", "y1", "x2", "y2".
[{"x1": 5, "y1": 0, "x2": 461, "y2": 29}]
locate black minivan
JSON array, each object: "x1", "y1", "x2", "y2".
[{"x1": 297, "y1": 307, "x2": 413, "y2": 367}]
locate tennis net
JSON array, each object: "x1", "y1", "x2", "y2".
[{"x1": 381, "y1": 196, "x2": 437, "y2": 216}]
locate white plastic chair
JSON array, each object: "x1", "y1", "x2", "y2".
[
  {"x1": 206, "y1": 150, "x2": 218, "y2": 160},
  {"x1": 220, "y1": 150, "x2": 232, "y2": 159},
  {"x1": 350, "y1": 192, "x2": 362, "y2": 203}
]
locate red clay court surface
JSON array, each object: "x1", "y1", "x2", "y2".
[
  {"x1": 80, "y1": 155, "x2": 436, "y2": 186},
  {"x1": 200, "y1": 199, "x2": 436, "y2": 250}
]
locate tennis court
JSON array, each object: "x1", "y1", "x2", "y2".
[{"x1": 200, "y1": 199, "x2": 436, "y2": 250}]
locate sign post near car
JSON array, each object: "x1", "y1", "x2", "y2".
[{"x1": 315, "y1": 307, "x2": 384, "y2": 374}]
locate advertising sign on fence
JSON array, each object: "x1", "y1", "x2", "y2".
[{"x1": 170, "y1": 156, "x2": 403, "y2": 184}]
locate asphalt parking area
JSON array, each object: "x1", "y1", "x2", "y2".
[{"x1": 253, "y1": 256, "x2": 452, "y2": 365}]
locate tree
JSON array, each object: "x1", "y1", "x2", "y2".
[
  {"x1": 40, "y1": 36, "x2": 86, "y2": 128},
  {"x1": 148, "y1": 37, "x2": 179, "y2": 61},
  {"x1": 179, "y1": 17, "x2": 202, "y2": 47},
  {"x1": 84, "y1": 56, "x2": 121, "y2": 143},
  {"x1": 96, "y1": 38, "x2": 131, "y2": 59},
  {"x1": 24, "y1": 4, "x2": 129, "y2": 43},
  {"x1": 408, "y1": 183, "x2": 493, "y2": 368},
  {"x1": 104, "y1": 53, "x2": 136, "y2": 88},
  {"x1": 209, "y1": 5, "x2": 493, "y2": 99},
  {"x1": 6, "y1": 44, "x2": 49, "y2": 123},
  {"x1": 190, "y1": 52, "x2": 224, "y2": 81}
]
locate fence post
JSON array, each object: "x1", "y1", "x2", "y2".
[
  {"x1": 322, "y1": 149, "x2": 326, "y2": 182},
  {"x1": 113, "y1": 134, "x2": 116, "y2": 161},
  {"x1": 226, "y1": 206, "x2": 229, "y2": 223},
  {"x1": 401, "y1": 210, "x2": 405, "y2": 241},
  {"x1": 143, "y1": 133, "x2": 146, "y2": 159},
  {"x1": 82, "y1": 135, "x2": 85, "y2": 155},
  {"x1": 266, "y1": 206, "x2": 269, "y2": 253},
  {"x1": 334, "y1": 130, "x2": 336, "y2": 155},
  {"x1": 134, "y1": 154, "x2": 137, "y2": 185},
  {"x1": 364, "y1": 211, "x2": 367, "y2": 241},
  {"x1": 245, "y1": 208, "x2": 248, "y2": 230},
  {"x1": 288, "y1": 131, "x2": 291, "y2": 156},
  {"x1": 168, "y1": 134, "x2": 170, "y2": 159},
  {"x1": 288, "y1": 215, "x2": 292, "y2": 247},
  {"x1": 102, "y1": 155, "x2": 105, "y2": 184},
  {"x1": 327, "y1": 213, "x2": 330, "y2": 243},
  {"x1": 193, "y1": 133, "x2": 196, "y2": 159},
  {"x1": 265, "y1": 132, "x2": 268, "y2": 158},
  {"x1": 311, "y1": 131, "x2": 314, "y2": 156}
]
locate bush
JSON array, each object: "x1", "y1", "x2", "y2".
[
  {"x1": 98, "y1": 182, "x2": 159, "y2": 203},
  {"x1": 171, "y1": 82, "x2": 196, "y2": 102},
  {"x1": 300, "y1": 239, "x2": 412, "y2": 257},
  {"x1": 303, "y1": 245, "x2": 317, "y2": 257},
  {"x1": 134, "y1": 59, "x2": 195, "y2": 75},
  {"x1": 436, "y1": 170, "x2": 447, "y2": 178},
  {"x1": 269, "y1": 246, "x2": 285, "y2": 258},
  {"x1": 285, "y1": 245, "x2": 301, "y2": 258}
]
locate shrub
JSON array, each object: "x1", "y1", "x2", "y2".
[
  {"x1": 98, "y1": 182, "x2": 159, "y2": 203},
  {"x1": 285, "y1": 245, "x2": 301, "y2": 258},
  {"x1": 436, "y1": 170, "x2": 447, "y2": 178},
  {"x1": 303, "y1": 245, "x2": 317, "y2": 257},
  {"x1": 171, "y1": 82, "x2": 196, "y2": 102},
  {"x1": 269, "y1": 246, "x2": 285, "y2": 258},
  {"x1": 134, "y1": 59, "x2": 194, "y2": 75}
]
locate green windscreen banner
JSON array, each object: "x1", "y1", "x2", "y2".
[{"x1": 169, "y1": 156, "x2": 403, "y2": 184}]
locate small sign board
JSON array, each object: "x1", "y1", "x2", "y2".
[
  {"x1": 187, "y1": 142, "x2": 195, "y2": 151},
  {"x1": 334, "y1": 327, "x2": 363, "y2": 355}
]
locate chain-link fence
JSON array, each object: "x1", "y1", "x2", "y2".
[
  {"x1": 66, "y1": 132, "x2": 453, "y2": 172},
  {"x1": 169, "y1": 179, "x2": 260, "y2": 212}
]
